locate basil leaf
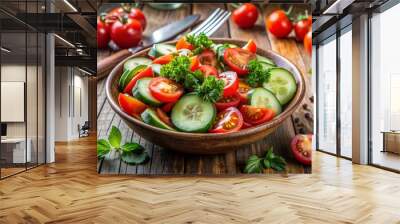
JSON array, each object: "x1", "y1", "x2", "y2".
[
  {"x1": 97, "y1": 139, "x2": 111, "y2": 159},
  {"x1": 244, "y1": 155, "x2": 263, "y2": 174},
  {"x1": 121, "y1": 151, "x2": 149, "y2": 165},
  {"x1": 121, "y1": 143, "x2": 143, "y2": 153},
  {"x1": 263, "y1": 159, "x2": 271, "y2": 169},
  {"x1": 108, "y1": 126, "x2": 122, "y2": 148}
]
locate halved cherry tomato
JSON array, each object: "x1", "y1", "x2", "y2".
[
  {"x1": 218, "y1": 71, "x2": 239, "y2": 97},
  {"x1": 215, "y1": 92, "x2": 241, "y2": 111},
  {"x1": 198, "y1": 65, "x2": 218, "y2": 77},
  {"x1": 291, "y1": 134, "x2": 312, "y2": 165},
  {"x1": 242, "y1": 121, "x2": 253, "y2": 129},
  {"x1": 123, "y1": 66, "x2": 153, "y2": 94},
  {"x1": 240, "y1": 105, "x2": 274, "y2": 125},
  {"x1": 118, "y1": 93, "x2": 147, "y2": 116},
  {"x1": 242, "y1": 39, "x2": 257, "y2": 53},
  {"x1": 190, "y1": 56, "x2": 200, "y2": 71},
  {"x1": 156, "y1": 108, "x2": 173, "y2": 127},
  {"x1": 149, "y1": 77, "x2": 184, "y2": 103},
  {"x1": 209, "y1": 107, "x2": 243, "y2": 133},
  {"x1": 198, "y1": 49, "x2": 218, "y2": 67},
  {"x1": 176, "y1": 37, "x2": 194, "y2": 50},
  {"x1": 161, "y1": 102, "x2": 175, "y2": 113},
  {"x1": 223, "y1": 48, "x2": 256, "y2": 75},
  {"x1": 153, "y1": 54, "x2": 173, "y2": 65},
  {"x1": 238, "y1": 80, "x2": 251, "y2": 104}
]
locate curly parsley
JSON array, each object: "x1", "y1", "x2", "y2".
[
  {"x1": 194, "y1": 76, "x2": 224, "y2": 103},
  {"x1": 246, "y1": 60, "x2": 271, "y2": 87},
  {"x1": 186, "y1": 33, "x2": 214, "y2": 54},
  {"x1": 160, "y1": 56, "x2": 191, "y2": 83}
]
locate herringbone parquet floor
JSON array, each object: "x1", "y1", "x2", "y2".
[{"x1": 0, "y1": 135, "x2": 399, "y2": 224}]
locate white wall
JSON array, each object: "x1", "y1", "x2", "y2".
[{"x1": 54, "y1": 66, "x2": 89, "y2": 141}]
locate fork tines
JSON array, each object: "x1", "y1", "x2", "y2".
[{"x1": 189, "y1": 8, "x2": 231, "y2": 37}]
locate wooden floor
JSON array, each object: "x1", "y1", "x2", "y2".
[{"x1": 0, "y1": 136, "x2": 400, "y2": 223}]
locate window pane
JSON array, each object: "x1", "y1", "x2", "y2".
[
  {"x1": 317, "y1": 36, "x2": 337, "y2": 154},
  {"x1": 340, "y1": 28, "x2": 352, "y2": 158}
]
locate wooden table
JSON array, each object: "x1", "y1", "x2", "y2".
[{"x1": 97, "y1": 3, "x2": 313, "y2": 175}]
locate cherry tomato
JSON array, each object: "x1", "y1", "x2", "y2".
[
  {"x1": 223, "y1": 48, "x2": 256, "y2": 75},
  {"x1": 240, "y1": 105, "x2": 275, "y2": 125},
  {"x1": 242, "y1": 39, "x2": 257, "y2": 53},
  {"x1": 108, "y1": 5, "x2": 146, "y2": 30},
  {"x1": 232, "y1": 3, "x2": 259, "y2": 29},
  {"x1": 118, "y1": 93, "x2": 147, "y2": 116},
  {"x1": 123, "y1": 66, "x2": 153, "y2": 94},
  {"x1": 242, "y1": 121, "x2": 253, "y2": 129},
  {"x1": 176, "y1": 37, "x2": 194, "y2": 50},
  {"x1": 266, "y1": 10, "x2": 293, "y2": 38},
  {"x1": 209, "y1": 107, "x2": 244, "y2": 133},
  {"x1": 161, "y1": 102, "x2": 175, "y2": 113},
  {"x1": 198, "y1": 49, "x2": 218, "y2": 67},
  {"x1": 238, "y1": 80, "x2": 251, "y2": 104},
  {"x1": 111, "y1": 17, "x2": 142, "y2": 49},
  {"x1": 153, "y1": 54, "x2": 173, "y2": 65},
  {"x1": 291, "y1": 134, "x2": 312, "y2": 165},
  {"x1": 97, "y1": 15, "x2": 110, "y2": 49},
  {"x1": 218, "y1": 71, "x2": 239, "y2": 97},
  {"x1": 198, "y1": 65, "x2": 218, "y2": 77},
  {"x1": 156, "y1": 108, "x2": 173, "y2": 127},
  {"x1": 294, "y1": 16, "x2": 312, "y2": 41},
  {"x1": 190, "y1": 56, "x2": 200, "y2": 71},
  {"x1": 149, "y1": 77, "x2": 184, "y2": 103},
  {"x1": 215, "y1": 93, "x2": 241, "y2": 111},
  {"x1": 304, "y1": 30, "x2": 312, "y2": 55}
]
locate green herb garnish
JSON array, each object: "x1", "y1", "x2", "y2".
[
  {"x1": 246, "y1": 59, "x2": 271, "y2": 87},
  {"x1": 160, "y1": 55, "x2": 191, "y2": 83},
  {"x1": 186, "y1": 33, "x2": 214, "y2": 54},
  {"x1": 244, "y1": 147, "x2": 286, "y2": 173},
  {"x1": 97, "y1": 126, "x2": 149, "y2": 165},
  {"x1": 194, "y1": 75, "x2": 224, "y2": 103}
]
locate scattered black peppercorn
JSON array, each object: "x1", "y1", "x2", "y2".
[
  {"x1": 294, "y1": 117, "x2": 300, "y2": 123},
  {"x1": 305, "y1": 112, "x2": 312, "y2": 120},
  {"x1": 303, "y1": 104, "x2": 309, "y2": 110},
  {"x1": 309, "y1": 96, "x2": 314, "y2": 103},
  {"x1": 299, "y1": 128, "x2": 305, "y2": 134}
]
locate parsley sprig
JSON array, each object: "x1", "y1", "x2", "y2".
[
  {"x1": 97, "y1": 126, "x2": 149, "y2": 165},
  {"x1": 246, "y1": 60, "x2": 271, "y2": 87},
  {"x1": 194, "y1": 76, "x2": 224, "y2": 103},
  {"x1": 244, "y1": 147, "x2": 286, "y2": 173},
  {"x1": 186, "y1": 33, "x2": 214, "y2": 54}
]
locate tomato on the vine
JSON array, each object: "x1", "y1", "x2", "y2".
[
  {"x1": 209, "y1": 107, "x2": 244, "y2": 133},
  {"x1": 266, "y1": 9, "x2": 292, "y2": 38},
  {"x1": 223, "y1": 48, "x2": 256, "y2": 75},
  {"x1": 149, "y1": 77, "x2": 184, "y2": 103},
  {"x1": 218, "y1": 71, "x2": 239, "y2": 97},
  {"x1": 111, "y1": 17, "x2": 143, "y2": 49},
  {"x1": 240, "y1": 105, "x2": 274, "y2": 125},
  {"x1": 294, "y1": 15, "x2": 312, "y2": 41},
  {"x1": 97, "y1": 15, "x2": 111, "y2": 49},
  {"x1": 291, "y1": 134, "x2": 312, "y2": 165},
  {"x1": 232, "y1": 3, "x2": 259, "y2": 29},
  {"x1": 108, "y1": 5, "x2": 146, "y2": 30}
]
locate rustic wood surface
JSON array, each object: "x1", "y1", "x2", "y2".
[
  {"x1": 1, "y1": 136, "x2": 400, "y2": 223},
  {"x1": 97, "y1": 3, "x2": 313, "y2": 175}
]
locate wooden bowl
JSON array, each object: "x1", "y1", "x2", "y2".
[{"x1": 106, "y1": 38, "x2": 305, "y2": 154}]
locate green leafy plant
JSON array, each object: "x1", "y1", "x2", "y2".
[
  {"x1": 186, "y1": 33, "x2": 214, "y2": 54},
  {"x1": 244, "y1": 147, "x2": 286, "y2": 173},
  {"x1": 97, "y1": 126, "x2": 149, "y2": 165},
  {"x1": 194, "y1": 75, "x2": 224, "y2": 103},
  {"x1": 246, "y1": 59, "x2": 271, "y2": 87}
]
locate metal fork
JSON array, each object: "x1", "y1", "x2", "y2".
[{"x1": 188, "y1": 8, "x2": 231, "y2": 37}]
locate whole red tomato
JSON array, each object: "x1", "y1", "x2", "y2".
[
  {"x1": 108, "y1": 5, "x2": 146, "y2": 30},
  {"x1": 232, "y1": 3, "x2": 259, "y2": 29},
  {"x1": 304, "y1": 30, "x2": 312, "y2": 55},
  {"x1": 111, "y1": 17, "x2": 143, "y2": 49},
  {"x1": 97, "y1": 15, "x2": 110, "y2": 49},
  {"x1": 294, "y1": 16, "x2": 312, "y2": 41},
  {"x1": 266, "y1": 9, "x2": 292, "y2": 38}
]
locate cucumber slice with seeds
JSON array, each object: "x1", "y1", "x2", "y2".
[
  {"x1": 148, "y1": 44, "x2": 176, "y2": 58},
  {"x1": 263, "y1": 67, "x2": 297, "y2": 105},
  {"x1": 171, "y1": 94, "x2": 216, "y2": 133},
  {"x1": 132, "y1": 78, "x2": 163, "y2": 107},
  {"x1": 141, "y1": 108, "x2": 175, "y2": 131},
  {"x1": 123, "y1": 57, "x2": 152, "y2": 72},
  {"x1": 250, "y1": 88, "x2": 282, "y2": 115}
]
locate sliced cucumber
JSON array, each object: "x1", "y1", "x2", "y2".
[
  {"x1": 260, "y1": 62, "x2": 275, "y2": 71},
  {"x1": 148, "y1": 44, "x2": 176, "y2": 58},
  {"x1": 213, "y1": 44, "x2": 238, "y2": 62},
  {"x1": 151, "y1": 63, "x2": 162, "y2": 75},
  {"x1": 171, "y1": 94, "x2": 216, "y2": 133},
  {"x1": 263, "y1": 68, "x2": 297, "y2": 105},
  {"x1": 118, "y1": 65, "x2": 147, "y2": 92},
  {"x1": 124, "y1": 57, "x2": 152, "y2": 72},
  {"x1": 132, "y1": 78, "x2": 163, "y2": 107},
  {"x1": 141, "y1": 108, "x2": 175, "y2": 131},
  {"x1": 250, "y1": 88, "x2": 282, "y2": 115},
  {"x1": 256, "y1": 55, "x2": 275, "y2": 66}
]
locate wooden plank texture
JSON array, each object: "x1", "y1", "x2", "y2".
[{"x1": 97, "y1": 3, "x2": 312, "y2": 175}]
